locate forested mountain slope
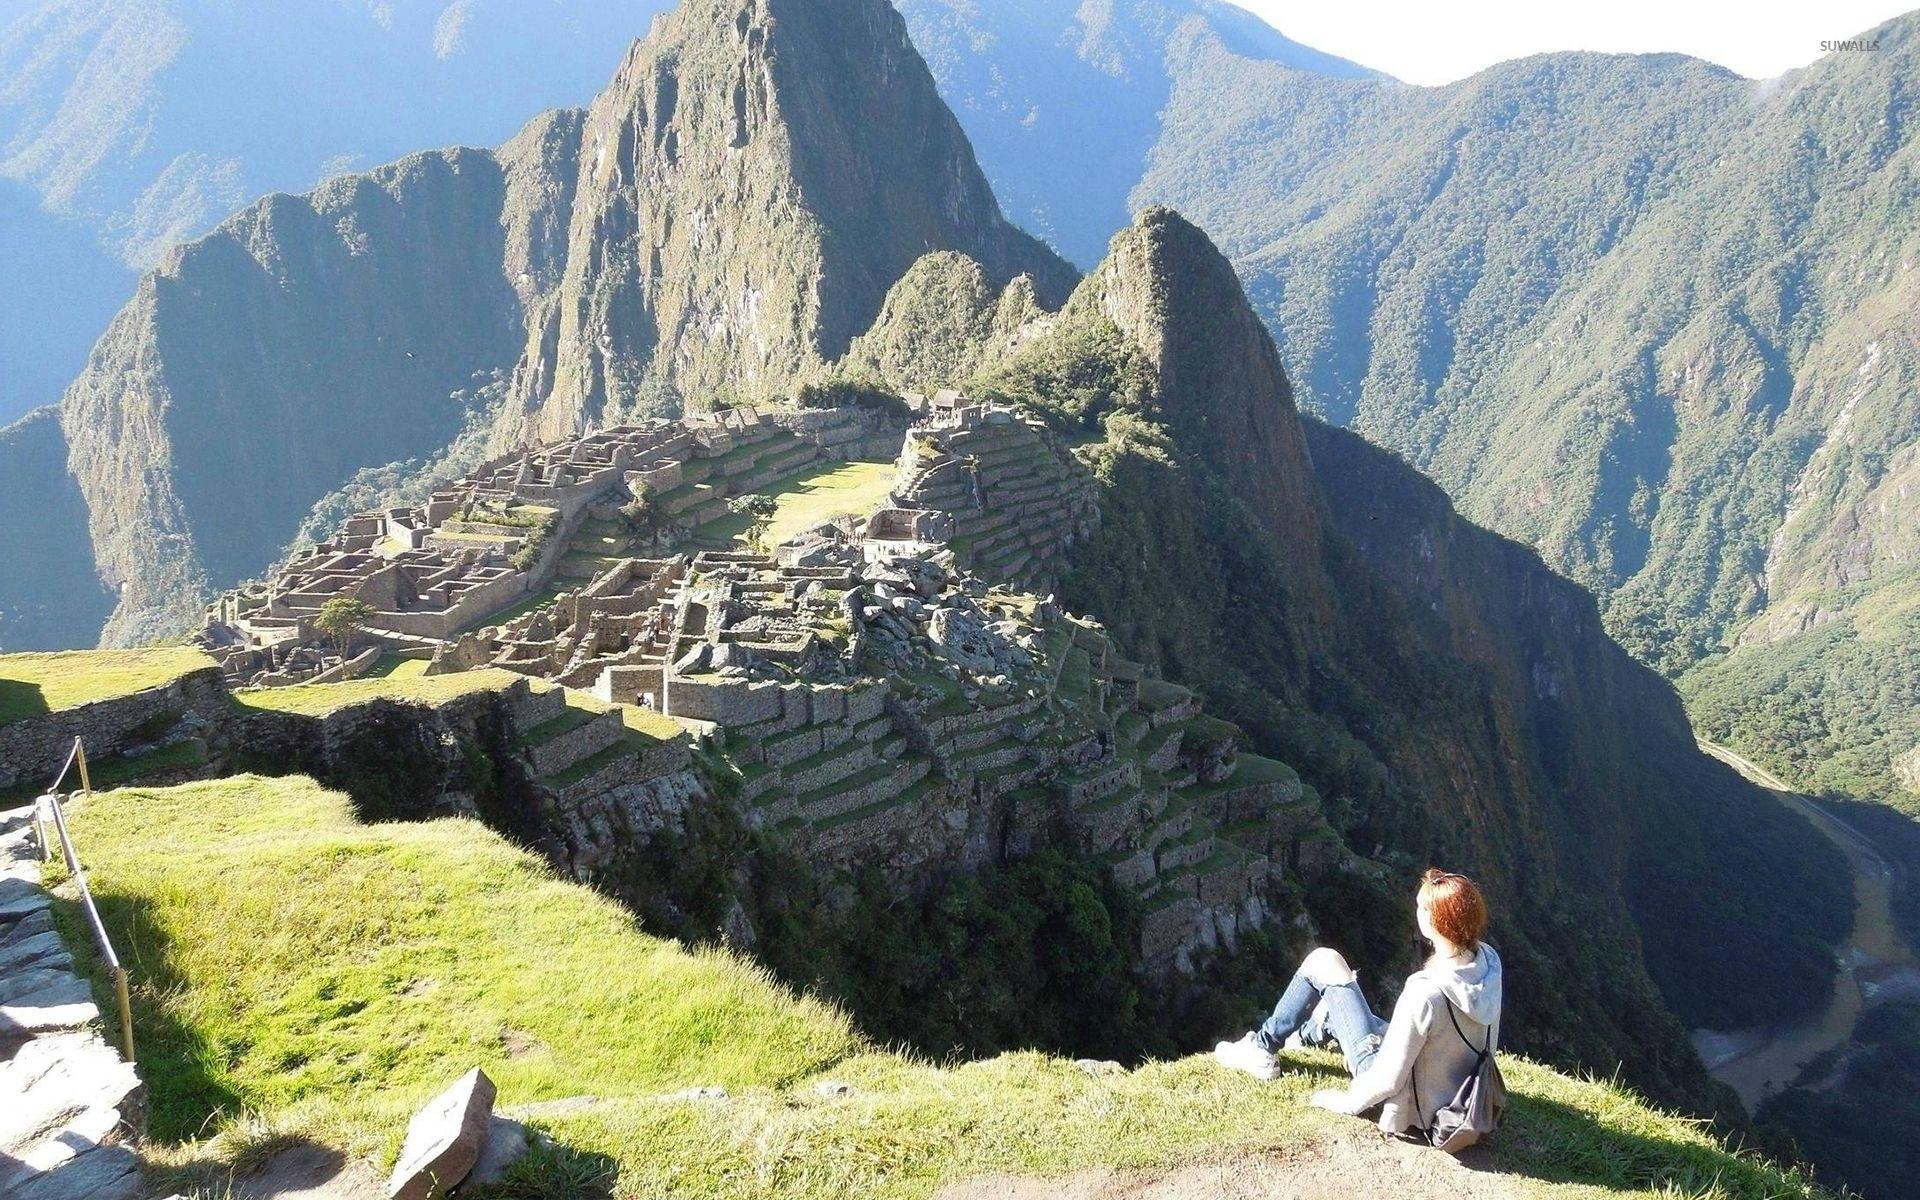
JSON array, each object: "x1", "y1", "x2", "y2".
[
  {"x1": 946, "y1": 208, "x2": 1850, "y2": 1115},
  {"x1": 1133, "y1": 13, "x2": 1920, "y2": 810}
]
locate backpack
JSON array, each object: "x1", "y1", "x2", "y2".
[{"x1": 1418, "y1": 1001, "x2": 1506, "y2": 1153}]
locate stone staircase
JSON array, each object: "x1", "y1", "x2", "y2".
[{"x1": 0, "y1": 805, "x2": 144, "y2": 1200}]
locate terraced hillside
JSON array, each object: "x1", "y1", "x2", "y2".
[{"x1": 891, "y1": 412, "x2": 1098, "y2": 593}]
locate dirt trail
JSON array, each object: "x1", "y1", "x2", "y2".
[
  {"x1": 1693, "y1": 741, "x2": 1920, "y2": 1110},
  {"x1": 933, "y1": 1128, "x2": 1530, "y2": 1200}
]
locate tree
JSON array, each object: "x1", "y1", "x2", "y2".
[{"x1": 314, "y1": 597, "x2": 375, "y2": 659}]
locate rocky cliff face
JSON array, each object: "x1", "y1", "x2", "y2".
[
  {"x1": 59, "y1": 117, "x2": 579, "y2": 646},
  {"x1": 503, "y1": 0, "x2": 1074, "y2": 444},
  {"x1": 49, "y1": 0, "x2": 1071, "y2": 647}
]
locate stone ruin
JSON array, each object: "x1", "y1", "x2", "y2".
[
  {"x1": 197, "y1": 405, "x2": 904, "y2": 688},
  {"x1": 191, "y1": 393, "x2": 1337, "y2": 974}
]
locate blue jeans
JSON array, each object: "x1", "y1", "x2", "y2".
[{"x1": 1255, "y1": 959, "x2": 1389, "y2": 1076}]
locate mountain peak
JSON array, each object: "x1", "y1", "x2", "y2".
[
  {"x1": 1077, "y1": 207, "x2": 1325, "y2": 556},
  {"x1": 508, "y1": 0, "x2": 1076, "y2": 441}
]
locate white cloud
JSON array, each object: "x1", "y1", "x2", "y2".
[{"x1": 1225, "y1": 0, "x2": 1912, "y2": 86}]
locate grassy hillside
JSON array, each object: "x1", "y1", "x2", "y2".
[
  {"x1": 55, "y1": 774, "x2": 1827, "y2": 1199},
  {"x1": 0, "y1": 647, "x2": 213, "y2": 725}
]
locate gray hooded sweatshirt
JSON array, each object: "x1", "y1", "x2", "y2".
[{"x1": 1347, "y1": 943, "x2": 1503, "y2": 1133}]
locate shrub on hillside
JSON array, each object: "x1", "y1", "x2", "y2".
[{"x1": 796, "y1": 376, "x2": 912, "y2": 419}]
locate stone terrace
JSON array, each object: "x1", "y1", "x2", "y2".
[{"x1": 891, "y1": 403, "x2": 1098, "y2": 594}]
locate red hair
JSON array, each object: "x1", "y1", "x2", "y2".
[{"x1": 1419, "y1": 869, "x2": 1487, "y2": 950}]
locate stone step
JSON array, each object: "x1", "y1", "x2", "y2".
[
  {"x1": 3, "y1": 908, "x2": 54, "y2": 949},
  {"x1": 0, "y1": 878, "x2": 51, "y2": 923},
  {"x1": 0, "y1": 1095, "x2": 124, "y2": 1194},
  {"x1": 0, "y1": 975, "x2": 98, "y2": 1048},
  {"x1": 0, "y1": 1035, "x2": 138, "y2": 1141},
  {"x1": 0, "y1": 931, "x2": 71, "y2": 977},
  {"x1": 525, "y1": 705, "x2": 625, "y2": 778},
  {"x1": 532, "y1": 708, "x2": 629, "y2": 780}
]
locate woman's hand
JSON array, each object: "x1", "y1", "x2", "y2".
[{"x1": 1309, "y1": 1088, "x2": 1362, "y2": 1115}]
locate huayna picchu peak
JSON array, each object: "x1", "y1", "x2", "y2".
[{"x1": 0, "y1": 0, "x2": 1905, "y2": 1196}]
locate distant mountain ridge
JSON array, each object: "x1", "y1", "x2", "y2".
[
  {"x1": 1136, "y1": 11, "x2": 1920, "y2": 811},
  {"x1": 0, "y1": 0, "x2": 678, "y2": 425},
  {"x1": 0, "y1": 0, "x2": 1372, "y2": 429}
]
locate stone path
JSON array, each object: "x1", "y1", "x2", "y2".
[{"x1": 0, "y1": 803, "x2": 145, "y2": 1200}]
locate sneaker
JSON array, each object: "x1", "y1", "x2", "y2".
[
  {"x1": 1282, "y1": 1031, "x2": 1309, "y2": 1050},
  {"x1": 1214, "y1": 1031, "x2": 1279, "y2": 1081}
]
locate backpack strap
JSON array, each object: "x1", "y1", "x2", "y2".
[{"x1": 1443, "y1": 1000, "x2": 1492, "y2": 1059}]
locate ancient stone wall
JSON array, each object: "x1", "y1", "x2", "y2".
[{"x1": 0, "y1": 668, "x2": 228, "y2": 795}]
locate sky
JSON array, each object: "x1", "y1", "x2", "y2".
[{"x1": 1227, "y1": 0, "x2": 1914, "y2": 85}]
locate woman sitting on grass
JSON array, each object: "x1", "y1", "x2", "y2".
[{"x1": 1214, "y1": 869, "x2": 1503, "y2": 1136}]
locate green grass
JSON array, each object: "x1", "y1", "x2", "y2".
[
  {"x1": 361, "y1": 656, "x2": 434, "y2": 680},
  {"x1": 53, "y1": 774, "x2": 1829, "y2": 1199},
  {"x1": 615, "y1": 703, "x2": 682, "y2": 741},
  {"x1": 233, "y1": 670, "x2": 537, "y2": 717},
  {"x1": 54, "y1": 776, "x2": 856, "y2": 1167},
  {"x1": 694, "y1": 461, "x2": 897, "y2": 547},
  {"x1": 0, "y1": 648, "x2": 216, "y2": 728}
]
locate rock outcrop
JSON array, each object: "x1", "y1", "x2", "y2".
[{"x1": 503, "y1": 0, "x2": 1075, "y2": 443}]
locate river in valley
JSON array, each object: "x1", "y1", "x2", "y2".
[{"x1": 1690, "y1": 742, "x2": 1920, "y2": 1111}]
